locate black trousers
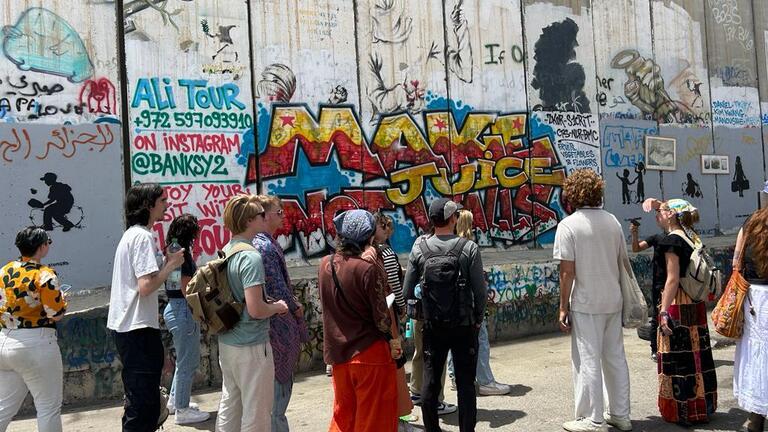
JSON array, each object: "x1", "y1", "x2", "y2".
[
  {"x1": 114, "y1": 328, "x2": 165, "y2": 432},
  {"x1": 421, "y1": 324, "x2": 478, "y2": 432},
  {"x1": 650, "y1": 285, "x2": 661, "y2": 354}
]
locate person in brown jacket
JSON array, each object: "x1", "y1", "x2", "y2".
[{"x1": 318, "y1": 209, "x2": 402, "y2": 432}]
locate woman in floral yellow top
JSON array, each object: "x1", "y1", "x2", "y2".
[{"x1": 0, "y1": 227, "x2": 67, "y2": 432}]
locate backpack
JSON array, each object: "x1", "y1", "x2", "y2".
[
  {"x1": 185, "y1": 243, "x2": 255, "y2": 335},
  {"x1": 670, "y1": 230, "x2": 722, "y2": 301},
  {"x1": 418, "y1": 237, "x2": 472, "y2": 327}
]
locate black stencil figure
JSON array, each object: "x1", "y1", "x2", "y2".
[
  {"x1": 732, "y1": 156, "x2": 749, "y2": 197},
  {"x1": 682, "y1": 173, "x2": 703, "y2": 199},
  {"x1": 616, "y1": 168, "x2": 636, "y2": 204},
  {"x1": 29, "y1": 173, "x2": 75, "y2": 231},
  {"x1": 634, "y1": 161, "x2": 646, "y2": 203},
  {"x1": 530, "y1": 18, "x2": 590, "y2": 113}
]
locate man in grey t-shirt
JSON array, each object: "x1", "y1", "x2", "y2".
[{"x1": 403, "y1": 198, "x2": 486, "y2": 432}]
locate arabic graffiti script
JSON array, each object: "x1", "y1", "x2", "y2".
[{"x1": 0, "y1": 123, "x2": 116, "y2": 163}]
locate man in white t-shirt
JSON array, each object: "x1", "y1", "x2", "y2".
[
  {"x1": 107, "y1": 183, "x2": 184, "y2": 432},
  {"x1": 553, "y1": 169, "x2": 632, "y2": 432}
]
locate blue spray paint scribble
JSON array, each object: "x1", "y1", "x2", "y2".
[
  {"x1": 256, "y1": 103, "x2": 271, "y2": 154},
  {"x1": 236, "y1": 127, "x2": 255, "y2": 166},
  {"x1": 2, "y1": 8, "x2": 93, "y2": 82},
  {"x1": 262, "y1": 149, "x2": 361, "y2": 207}
]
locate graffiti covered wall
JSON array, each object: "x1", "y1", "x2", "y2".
[
  {"x1": 3, "y1": 0, "x2": 768, "y2": 279},
  {"x1": 124, "y1": 0, "x2": 255, "y2": 262},
  {"x1": 0, "y1": 1, "x2": 124, "y2": 290}
]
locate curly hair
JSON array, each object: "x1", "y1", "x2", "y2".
[
  {"x1": 166, "y1": 214, "x2": 199, "y2": 250},
  {"x1": 743, "y1": 208, "x2": 768, "y2": 277},
  {"x1": 562, "y1": 169, "x2": 604, "y2": 208}
]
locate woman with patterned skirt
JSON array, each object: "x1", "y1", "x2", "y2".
[{"x1": 644, "y1": 198, "x2": 717, "y2": 425}]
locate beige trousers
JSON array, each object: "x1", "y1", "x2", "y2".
[{"x1": 216, "y1": 341, "x2": 274, "y2": 432}]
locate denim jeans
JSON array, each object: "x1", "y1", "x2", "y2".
[
  {"x1": 271, "y1": 378, "x2": 293, "y2": 432},
  {"x1": 114, "y1": 328, "x2": 164, "y2": 432},
  {"x1": 447, "y1": 320, "x2": 494, "y2": 386},
  {"x1": 163, "y1": 298, "x2": 201, "y2": 409},
  {"x1": 0, "y1": 328, "x2": 63, "y2": 432}
]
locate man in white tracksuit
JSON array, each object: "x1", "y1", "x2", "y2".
[{"x1": 553, "y1": 169, "x2": 632, "y2": 432}]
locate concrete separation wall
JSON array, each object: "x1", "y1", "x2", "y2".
[{"x1": 16, "y1": 236, "x2": 735, "y2": 412}]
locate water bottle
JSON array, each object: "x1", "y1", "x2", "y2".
[{"x1": 167, "y1": 238, "x2": 182, "y2": 291}]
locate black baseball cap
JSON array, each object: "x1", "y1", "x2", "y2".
[{"x1": 428, "y1": 198, "x2": 463, "y2": 223}]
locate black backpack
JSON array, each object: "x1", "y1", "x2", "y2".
[{"x1": 419, "y1": 237, "x2": 471, "y2": 327}]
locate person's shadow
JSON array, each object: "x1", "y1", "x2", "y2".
[{"x1": 438, "y1": 384, "x2": 532, "y2": 428}]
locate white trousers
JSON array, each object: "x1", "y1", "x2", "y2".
[
  {"x1": 216, "y1": 341, "x2": 274, "y2": 432},
  {"x1": 570, "y1": 311, "x2": 631, "y2": 423},
  {"x1": 0, "y1": 328, "x2": 63, "y2": 432}
]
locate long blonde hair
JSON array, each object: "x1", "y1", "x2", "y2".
[{"x1": 455, "y1": 210, "x2": 474, "y2": 241}]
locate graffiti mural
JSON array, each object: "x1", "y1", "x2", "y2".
[
  {"x1": 252, "y1": 103, "x2": 574, "y2": 255},
  {"x1": 126, "y1": 0, "x2": 254, "y2": 262},
  {"x1": 530, "y1": 18, "x2": 590, "y2": 113}
]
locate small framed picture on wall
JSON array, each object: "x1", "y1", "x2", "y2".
[
  {"x1": 700, "y1": 154, "x2": 729, "y2": 175},
  {"x1": 645, "y1": 136, "x2": 676, "y2": 171}
]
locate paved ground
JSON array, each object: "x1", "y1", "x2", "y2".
[{"x1": 8, "y1": 329, "x2": 750, "y2": 432}]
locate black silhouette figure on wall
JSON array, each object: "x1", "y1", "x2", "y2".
[
  {"x1": 682, "y1": 173, "x2": 703, "y2": 199},
  {"x1": 732, "y1": 156, "x2": 749, "y2": 197},
  {"x1": 28, "y1": 173, "x2": 75, "y2": 232},
  {"x1": 531, "y1": 18, "x2": 591, "y2": 113},
  {"x1": 616, "y1": 169, "x2": 636, "y2": 204},
  {"x1": 634, "y1": 162, "x2": 646, "y2": 203}
]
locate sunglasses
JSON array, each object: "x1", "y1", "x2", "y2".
[{"x1": 46, "y1": 239, "x2": 53, "y2": 245}]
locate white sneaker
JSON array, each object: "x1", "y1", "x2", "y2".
[
  {"x1": 605, "y1": 414, "x2": 632, "y2": 431},
  {"x1": 437, "y1": 402, "x2": 457, "y2": 415},
  {"x1": 166, "y1": 397, "x2": 199, "y2": 414},
  {"x1": 175, "y1": 407, "x2": 210, "y2": 425},
  {"x1": 562, "y1": 418, "x2": 607, "y2": 432},
  {"x1": 478, "y1": 381, "x2": 511, "y2": 396}
]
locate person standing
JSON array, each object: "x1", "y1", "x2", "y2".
[
  {"x1": 161, "y1": 214, "x2": 209, "y2": 425},
  {"x1": 732, "y1": 201, "x2": 768, "y2": 432},
  {"x1": 629, "y1": 220, "x2": 665, "y2": 360},
  {"x1": 553, "y1": 169, "x2": 632, "y2": 432},
  {"x1": 447, "y1": 210, "x2": 510, "y2": 396},
  {"x1": 252, "y1": 195, "x2": 308, "y2": 432},
  {"x1": 403, "y1": 198, "x2": 487, "y2": 432},
  {"x1": 0, "y1": 227, "x2": 67, "y2": 432},
  {"x1": 319, "y1": 209, "x2": 400, "y2": 432},
  {"x1": 216, "y1": 195, "x2": 289, "y2": 432},
  {"x1": 646, "y1": 198, "x2": 717, "y2": 426},
  {"x1": 107, "y1": 183, "x2": 185, "y2": 432}
]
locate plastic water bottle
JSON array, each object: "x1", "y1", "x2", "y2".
[{"x1": 167, "y1": 238, "x2": 182, "y2": 291}]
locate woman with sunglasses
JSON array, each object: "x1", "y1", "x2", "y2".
[
  {"x1": 643, "y1": 198, "x2": 717, "y2": 426},
  {"x1": 0, "y1": 227, "x2": 67, "y2": 432}
]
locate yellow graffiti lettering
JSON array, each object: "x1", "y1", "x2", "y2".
[
  {"x1": 269, "y1": 106, "x2": 363, "y2": 148},
  {"x1": 475, "y1": 157, "x2": 499, "y2": 189},
  {"x1": 490, "y1": 114, "x2": 527, "y2": 144},
  {"x1": 451, "y1": 163, "x2": 477, "y2": 194},
  {"x1": 386, "y1": 163, "x2": 439, "y2": 205},
  {"x1": 431, "y1": 168, "x2": 452, "y2": 195},
  {"x1": 373, "y1": 113, "x2": 429, "y2": 151},
  {"x1": 494, "y1": 156, "x2": 527, "y2": 188}
]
